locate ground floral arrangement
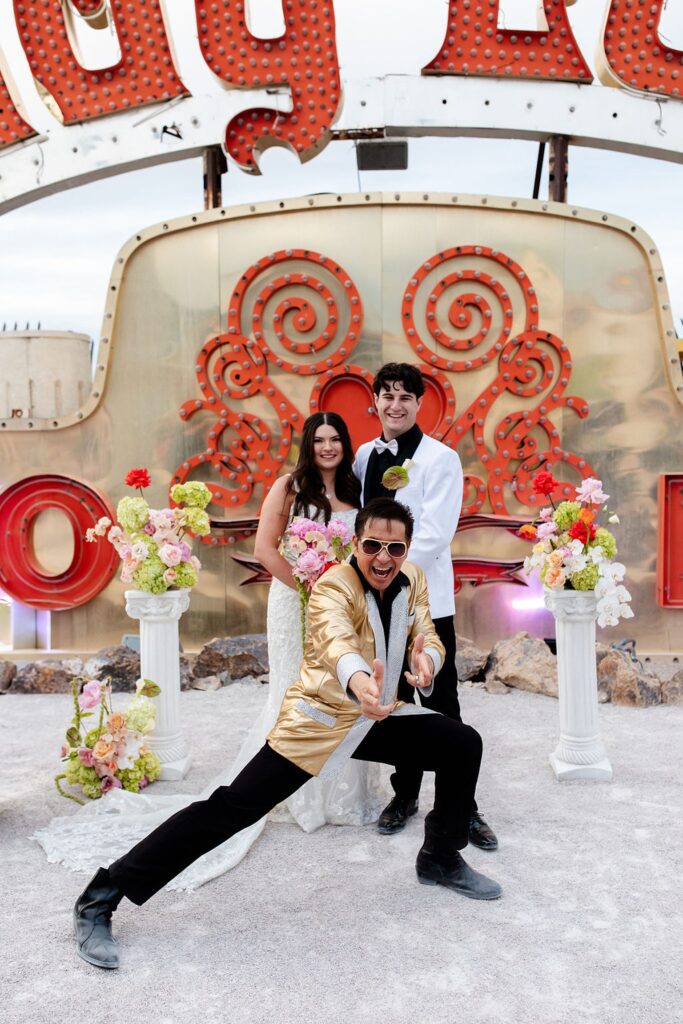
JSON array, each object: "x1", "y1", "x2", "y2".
[
  {"x1": 519, "y1": 471, "x2": 633, "y2": 628},
  {"x1": 56, "y1": 677, "x2": 162, "y2": 803},
  {"x1": 283, "y1": 516, "x2": 354, "y2": 642},
  {"x1": 86, "y1": 468, "x2": 212, "y2": 593}
]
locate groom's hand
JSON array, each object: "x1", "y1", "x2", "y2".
[
  {"x1": 404, "y1": 633, "x2": 434, "y2": 689},
  {"x1": 349, "y1": 660, "x2": 394, "y2": 721}
]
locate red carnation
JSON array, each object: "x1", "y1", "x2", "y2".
[
  {"x1": 532, "y1": 471, "x2": 560, "y2": 496},
  {"x1": 125, "y1": 468, "x2": 151, "y2": 490},
  {"x1": 567, "y1": 521, "x2": 596, "y2": 546}
]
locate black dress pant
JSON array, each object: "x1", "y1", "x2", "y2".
[
  {"x1": 390, "y1": 614, "x2": 473, "y2": 806},
  {"x1": 108, "y1": 713, "x2": 482, "y2": 906}
]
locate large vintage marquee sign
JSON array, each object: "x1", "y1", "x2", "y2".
[{"x1": 1, "y1": 0, "x2": 683, "y2": 212}]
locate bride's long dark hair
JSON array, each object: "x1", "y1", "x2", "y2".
[{"x1": 287, "y1": 412, "x2": 361, "y2": 523}]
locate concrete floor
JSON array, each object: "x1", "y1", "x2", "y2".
[{"x1": 1, "y1": 682, "x2": 681, "y2": 1024}]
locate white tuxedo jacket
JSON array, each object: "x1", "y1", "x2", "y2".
[{"x1": 354, "y1": 434, "x2": 463, "y2": 618}]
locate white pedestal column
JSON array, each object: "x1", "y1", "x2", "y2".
[
  {"x1": 125, "y1": 589, "x2": 191, "y2": 781},
  {"x1": 543, "y1": 589, "x2": 612, "y2": 782}
]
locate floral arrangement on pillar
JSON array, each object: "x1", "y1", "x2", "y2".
[
  {"x1": 518, "y1": 472, "x2": 633, "y2": 628},
  {"x1": 85, "y1": 468, "x2": 212, "y2": 593},
  {"x1": 55, "y1": 677, "x2": 162, "y2": 803}
]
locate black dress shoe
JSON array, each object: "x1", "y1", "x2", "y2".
[
  {"x1": 74, "y1": 867, "x2": 123, "y2": 969},
  {"x1": 377, "y1": 795, "x2": 419, "y2": 835},
  {"x1": 468, "y1": 811, "x2": 498, "y2": 851},
  {"x1": 416, "y1": 848, "x2": 502, "y2": 900}
]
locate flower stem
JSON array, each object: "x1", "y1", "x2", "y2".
[{"x1": 55, "y1": 773, "x2": 85, "y2": 805}]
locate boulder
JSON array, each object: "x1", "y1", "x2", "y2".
[
  {"x1": 597, "y1": 650, "x2": 662, "y2": 707},
  {"x1": 0, "y1": 659, "x2": 17, "y2": 693},
  {"x1": 485, "y1": 631, "x2": 558, "y2": 697},
  {"x1": 12, "y1": 660, "x2": 80, "y2": 694},
  {"x1": 84, "y1": 645, "x2": 141, "y2": 692},
  {"x1": 484, "y1": 676, "x2": 510, "y2": 696},
  {"x1": 193, "y1": 634, "x2": 268, "y2": 681},
  {"x1": 660, "y1": 669, "x2": 683, "y2": 706},
  {"x1": 455, "y1": 635, "x2": 489, "y2": 682},
  {"x1": 191, "y1": 674, "x2": 223, "y2": 692},
  {"x1": 179, "y1": 656, "x2": 194, "y2": 691}
]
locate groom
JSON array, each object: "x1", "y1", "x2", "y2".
[
  {"x1": 74, "y1": 498, "x2": 501, "y2": 970},
  {"x1": 355, "y1": 363, "x2": 498, "y2": 849}
]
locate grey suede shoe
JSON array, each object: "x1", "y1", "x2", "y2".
[{"x1": 74, "y1": 867, "x2": 123, "y2": 969}]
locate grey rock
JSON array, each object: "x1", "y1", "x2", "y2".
[
  {"x1": 84, "y1": 644, "x2": 141, "y2": 692},
  {"x1": 191, "y1": 674, "x2": 223, "y2": 692},
  {"x1": 179, "y1": 656, "x2": 193, "y2": 691},
  {"x1": 12, "y1": 660, "x2": 80, "y2": 694},
  {"x1": 231, "y1": 674, "x2": 263, "y2": 687},
  {"x1": 484, "y1": 676, "x2": 510, "y2": 695},
  {"x1": 660, "y1": 669, "x2": 683, "y2": 706},
  {"x1": 0, "y1": 659, "x2": 17, "y2": 693},
  {"x1": 486, "y1": 632, "x2": 558, "y2": 698},
  {"x1": 455, "y1": 635, "x2": 489, "y2": 682},
  {"x1": 193, "y1": 634, "x2": 268, "y2": 681}
]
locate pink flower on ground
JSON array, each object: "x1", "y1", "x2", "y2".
[
  {"x1": 77, "y1": 746, "x2": 95, "y2": 767},
  {"x1": 537, "y1": 521, "x2": 558, "y2": 540},
  {"x1": 78, "y1": 680, "x2": 102, "y2": 710},
  {"x1": 60, "y1": 743, "x2": 70, "y2": 758},
  {"x1": 575, "y1": 477, "x2": 609, "y2": 506},
  {"x1": 138, "y1": 775, "x2": 149, "y2": 790},
  {"x1": 100, "y1": 775, "x2": 123, "y2": 794},
  {"x1": 159, "y1": 543, "x2": 183, "y2": 567}
]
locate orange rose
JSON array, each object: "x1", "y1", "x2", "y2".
[
  {"x1": 578, "y1": 508, "x2": 596, "y2": 525},
  {"x1": 518, "y1": 524, "x2": 538, "y2": 540},
  {"x1": 92, "y1": 738, "x2": 116, "y2": 761},
  {"x1": 108, "y1": 712, "x2": 126, "y2": 734}
]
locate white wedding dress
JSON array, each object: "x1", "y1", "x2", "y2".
[{"x1": 33, "y1": 507, "x2": 383, "y2": 891}]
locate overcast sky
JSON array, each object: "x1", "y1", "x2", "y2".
[{"x1": 0, "y1": 0, "x2": 681, "y2": 343}]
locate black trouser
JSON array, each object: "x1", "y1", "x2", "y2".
[
  {"x1": 390, "y1": 614, "x2": 476, "y2": 808},
  {"x1": 108, "y1": 713, "x2": 482, "y2": 906}
]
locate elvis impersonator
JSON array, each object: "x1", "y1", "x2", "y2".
[{"x1": 74, "y1": 497, "x2": 502, "y2": 970}]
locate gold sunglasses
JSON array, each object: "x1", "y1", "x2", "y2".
[{"x1": 359, "y1": 538, "x2": 408, "y2": 557}]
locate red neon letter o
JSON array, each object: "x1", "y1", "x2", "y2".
[{"x1": 0, "y1": 475, "x2": 118, "y2": 610}]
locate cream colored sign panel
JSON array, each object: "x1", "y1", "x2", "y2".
[{"x1": 0, "y1": 194, "x2": 680, "y2": 652}]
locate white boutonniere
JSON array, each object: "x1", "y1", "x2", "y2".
[{"x1": 381, "y1": 459, "x2": 414, "y2": 491}]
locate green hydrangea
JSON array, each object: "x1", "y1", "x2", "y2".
[
  {"x1": 84, "y1": 726, "x2": 104, "y2": 748},
  {"x1": 592, "y1": 527, "x2": 617, "y2": 559},
  {"x1": 141, "y1": 751, "x2": 162, "y2": 782},
  {"x1": 126, "y1": 696, "x2": 156, "y2": 735},
  {"x1": 181, "y1": 507, "x2": 211, "y2": 536},
  {"x1": 174, "y1": 563, "x2": 198, "y2": 589},
  {"x1": 65, "y1": 760, "x2": 102, "y2": 799},
  {"x1": 553, "y1": 501, "x2": 581, "y2": 530},
  {"x1": 133, "y1": 553, "x2": 167, "y2": 593},
  {"x1": 570, "y1": 563, "x2": 600, "y2": 590},
  {"x1": 171, "y1": 481, "x2": 212, "y2": 509},
  {"x1": 117, "y1": 496, "x2": 149, "y2": 532},
  {"x1": 118, "y1": 752, "x2": 162, "y2": 792}
]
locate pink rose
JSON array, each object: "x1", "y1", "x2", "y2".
[
  {"x1": 575, "y1": 477, "x2": 609, "y2": 506},
  {"x1": 159, "y1": 543, "x2": 183, "y2": 567},
  {"x1": 190, "y1": 555, "x2": 201, "y2": 571},
  {"x1": 77, "y1": 746, "x2": 95, "y2": 767},
  {"x1": 163, "y1": 568, "x2": 177, "y2": 585},
  {"x1": 78, "y1": 680, "x2": 102, "y2": 711}
]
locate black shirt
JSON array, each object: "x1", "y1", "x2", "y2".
[{"x1": 363, "y1": 423, "x2": 423, "y2": 502}]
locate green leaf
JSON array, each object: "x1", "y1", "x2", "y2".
[
  {"x1": 66, "y1": 727, "x2": 80, "y2": 747},
  {"x1": 138, "y1": 680, "x2": 161, "y2": 697}
]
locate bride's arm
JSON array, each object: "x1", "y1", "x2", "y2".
[{"x1": 253, "y1": 475, "x2": 298, "y2": 591}]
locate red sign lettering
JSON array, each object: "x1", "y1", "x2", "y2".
[
  {"x1": 603, "y1": 0, "x2": 683, "y2": 98},
  {"x1": 11, "y1": 0, "x2": 188, "y2": 125},
  {"x1": 423, "y1": 0, "x2": 592, "y2": 82},
  {"x1": 0, "y1": 475, "x2": 118, "y2": 610},
  {"x1": 0, "y1": 70, "x2": 37, "y2": 146},
  {"x1": 194, "y1": 0, "x2": 341, "y2": 171}
]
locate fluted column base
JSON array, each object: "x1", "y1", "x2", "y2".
[{"x1": 125, "y1": 588, "x2": 192, "y2": 781}]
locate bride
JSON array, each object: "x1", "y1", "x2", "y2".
[{"x1": 33, "y1": 412, "x2": 381, "y2": 890}]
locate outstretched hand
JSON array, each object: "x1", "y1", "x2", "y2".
[
  {"x1": 404, "y1": 633, "x2": 434, "y2": 689},
  {"x1": 349, "y1": 660, "x2": 395, "y2": 721}
]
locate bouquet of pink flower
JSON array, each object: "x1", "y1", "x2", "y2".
[
  {"x1": 85, "y1": 468, "x2": 211, "y2": 594},
  {"x1": 55, "y1": 676, "x2": 162, "y2": 804},
  {"x1": 283, "y1": 516, "x2": 354, "y2": 642},
  {"x1": 519, "y1": 472, "x2": 633, "y2": 627}
]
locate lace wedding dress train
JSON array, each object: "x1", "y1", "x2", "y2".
[{"x1": 33, "y1": 509, "x2": 382, "y2": 891}]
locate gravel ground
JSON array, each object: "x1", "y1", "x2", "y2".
[{"x1": 0, "y1": 682, "x2": 681, "y2": 1024}]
